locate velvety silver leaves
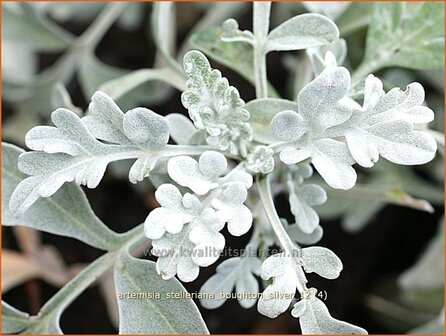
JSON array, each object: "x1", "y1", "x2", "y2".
[
  {"x1": 188, "y1": 208, "x2": 226, "y2": 267},
  {"x1": 300, "y1": 247, "x2": 343, "y2": 279},
  {"x1": 344, "y1": 75, "x2": 437, "y2": 168},
  {"x1": 221, "y1": 18, "x2": 254, "y2": 44},
  {"x1": 297, "y1": 66, "x2": 352, "y2": 133},
  {"x1": 10, "y1": 92, "x2": 171, "y2": 216},
  {"x1": 288, "y1": 183, "x2": 327, "y2": 234},
  {"x1": 199, "y1": 256, "x2": 261, "y2": 309},
  {"x1": 146, "y1": 163, "x2": 253, "y2": 282},
  {"x1": 257, "y1": 247, "x2": 345, "y2": 319},
  {"x1": 167, "y1": 151, "x2": 227, "y2": 195},
  {"x1": 310, "y1": 139, "x2": 357, "y2": 190},
  {"x1": 212, "y1": 183, "x2": 253, "y2": 236},
  {"x1": 85, "y1": 91, "x2": 170, "y2": 183},
  {"x1": 122, "y1": 107, "x2": 169, "y2": 150},
  {"x1": 181, "y1": 50, "x2": 253, "y2": 156},
  {"x1": 266, "y1": 14, "x2": 339, "y2": 53},
  {"x1": 151, "y1": 228, "x2": 199, "y2": 282},
  {"x1": 271, "y1": 66, "x2": 357, "y2": 190},
  {"x1": 10, "y1": 109, "x2": 123, "y2": 216},
  {"x1": 144, "y1": 184, "x2": 200, "y2": 240},
  {"x1": 150, "y1": 207, "x2": 225, "y2": 282},
  {"x1": 257, "y1": 253, "x2": 298, "y2": 318},
  {"x1": 273, "y1": 66, "x2": 434, "y2": 189},
  {"x1": 114, "y1": 250, "x2": 209, "y2": 334},
  {"x1": 83, "y1": 91, "x2": 132, "y2": 145},
  {"x1": 25, "y1": 108, "x2": 107, "y2": 156},
  {"x1": 3, "y1": 142, "x2": 122, "y2": 250},
  {"x1": 271, "y1": 110, "x2": 307, "y2": 143},
  {"x1": 297, "y1": 296, "x2": 368, "y2": 334},
  {"x1": 277, "y1": 139, "x2": 357, "y2": 190}
]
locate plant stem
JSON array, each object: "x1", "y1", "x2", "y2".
[
  {"x1": 256, "y1": 174, "x2": 308, "y2": 292},
  {"x1": 163, "y1": 145, "x2": 241, "y2": 160},
  {"x1": 253, "y1": 2, "x2": 271, "y2": 99},
  {"x1": 151, "y1": 3, "x2": 186, "y2": 79},
  {"x1": 254, "y1": 48, "x2": 268, "y2": 99},
  {"x1": 29, "y1": 225, "x2": 145, "y2": 328},
  {"x1": 257, "y1": 175, "x2": 296, "y2": 255},
  {"x1": 77, "y1": 2, "x2": 128, "y2": 49}
]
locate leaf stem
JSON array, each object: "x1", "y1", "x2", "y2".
[
  {"x1": 253, "y1": 48, "x2": 268, "y2": 99},
  {"x1": 151, "y1": 3, "x2": 186, "y2": 79},
  {"x1": 253, "y1": 2, "x2": 271, "y2": 99},
  {"x1": 257, "y1": 175, "x2": 296, "y2": 255},
  {"x1": 28, "y1": 225, "x2": 145, "y2": 331},
  {"x1": 163, "y1": 145, "x2": 241, "y2": 160},
  {"x1": 76, "y1": 2, "x2": 128, "y2": 49},
  {"x1": 256, "y1": 174, "x2": 308, "y2": 292}
]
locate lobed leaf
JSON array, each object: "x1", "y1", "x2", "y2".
[
  {"x1": 151, "y1": 226, "x2": 200, "y2": 282},
  {"x1": 257, "y1": 253, "x2": 298, "y2": 318},
  {"x1": 212, "y1": 183, "x2": 253, "y2": 236},
  {"x1": 83, "y1": 91, "x2": 133, "y2": 145},
  {"x1": 298, "y1": 296, "x2": 368, "y2": 334},
  {"x1": 297, "y1": 66, "x2": 352, "y2": 133},
  {"x1": 146, "y1": 172, "x2": 253, "y2": 282},
  {"x1": 300, "y1": 247, "x2": 343, "y2": 280},
  {"x1": 2, "y1": 142, "x2": 122, "y2": 250},
  {"x1": 200, "y1": 256, "x2": 261, "y2": 309},
  {"x1": 10, "y1": 93, "x2": 171, "y2": 215},
  {"x1": 310, "y1": 139, "x2": 357, "y2": 190},
  {"x1": 343, "y1": 75, "x2": 437, "y2": 168},
  {"x1": 288, "y1": 183, "x2": 327, "y2": 234},
  {"x1": 10, "y1": 109, "x2": 131, "y2": 216},
  {"x1": 144, "y1": 184, "x2": 200, "y2": 240},
  {"x1": 167, "y1": 151, "x2": 227, "y2": 195}
]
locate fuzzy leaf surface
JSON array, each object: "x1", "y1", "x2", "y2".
[
  {"x1": 115, "y1": 250, "x2": 209, "y2": 334},
  {"x1": 3, "y1": 142, "x2": 121, "y2": 250}
]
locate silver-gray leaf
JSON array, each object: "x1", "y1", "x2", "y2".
[
  {"x1": 115, "y1": 250, "x2": 209, "y2": 334},
  {"x1": 299, "y1": 296, "x2": 368, "y2": 334},
  {"x1": 2, "y1": 142, "x2": 122, "y2": 250}
]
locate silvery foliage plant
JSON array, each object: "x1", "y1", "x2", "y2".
[{"x1": 2, "y1": 1, "x2": 443, "y2": 335}]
